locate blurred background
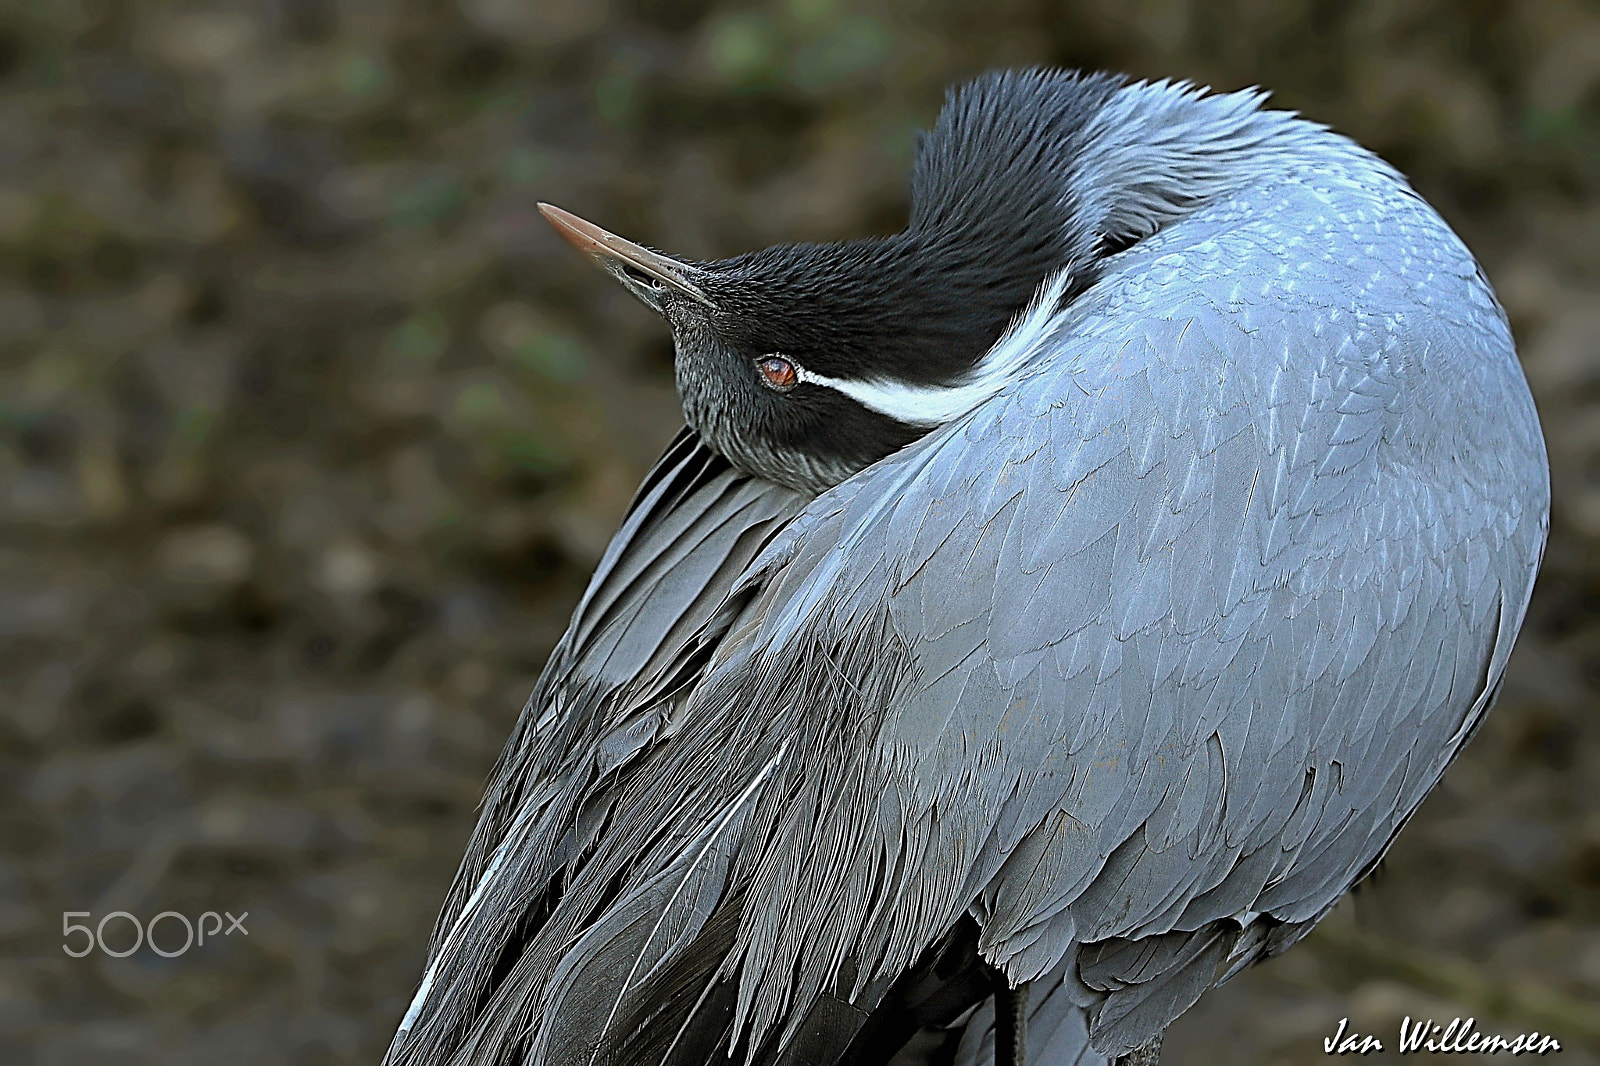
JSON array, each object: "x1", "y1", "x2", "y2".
[{"x1": 1, "y1": 0, "x2": 1597, "y2": 1063}]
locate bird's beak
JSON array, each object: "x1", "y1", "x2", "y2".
[{"x1": 537, "y1": 203, "x2": 715, "y2": 310}]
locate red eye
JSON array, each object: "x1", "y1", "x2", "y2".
[{"x1": 757, "y1": 356, "x2": 798, "y2": 391}]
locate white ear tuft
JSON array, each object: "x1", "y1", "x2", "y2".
[{"x1": 797, "y1": 268, "x2": 1078, "y2": 427}]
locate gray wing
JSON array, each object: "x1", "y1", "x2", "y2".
[
  {"x1": 704, "y1": 172, "x2": 1547, "y2": 1058},
  {"x1": 390, "y1": 169, "x2": 1548, "y2": 1065}
]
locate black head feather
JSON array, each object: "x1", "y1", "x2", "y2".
[
  {"x1": 705, "y1": 68, "x2": 1123, "y2": 384},
  {"x1": 597, "y1": 68, "x2": 1126, "y2": 493}
]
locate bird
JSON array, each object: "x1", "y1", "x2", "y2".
[{"x1": 384, "y1": 68, "x2": 1548, "y2": 1066}]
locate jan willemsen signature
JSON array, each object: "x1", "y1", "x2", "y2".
[{"x1": 1324, "y1": 1016, "x2": 1562, "y2": 1055}]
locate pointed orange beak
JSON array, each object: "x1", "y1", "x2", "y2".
[{"x1": 537, "y1": 203, "x2": 714, "y2": 308}]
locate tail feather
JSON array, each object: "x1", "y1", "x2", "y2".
[{"x1": 948, "y1": 977, "x2": 1110, "y2": 1066}]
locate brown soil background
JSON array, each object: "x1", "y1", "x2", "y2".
[{"x1": 3, "y1": 1, "x2": 1597, "y2": 1063}]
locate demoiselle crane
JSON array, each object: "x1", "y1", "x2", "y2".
[{"x1": 385, "y1": 68, "x2": 1549, "y2": 1066}]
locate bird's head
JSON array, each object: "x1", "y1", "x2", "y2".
[{"x1": 541, "y1": 69, "x2": 1133, "y2": 494}]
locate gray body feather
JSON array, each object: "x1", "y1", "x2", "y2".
[{"x1": 386, "y1": 79, "x2": 1548, "y2": 1066}]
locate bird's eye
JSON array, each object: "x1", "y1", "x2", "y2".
[{"x1": 756, "y1": 355, "x2": 799, "y2": 392}]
